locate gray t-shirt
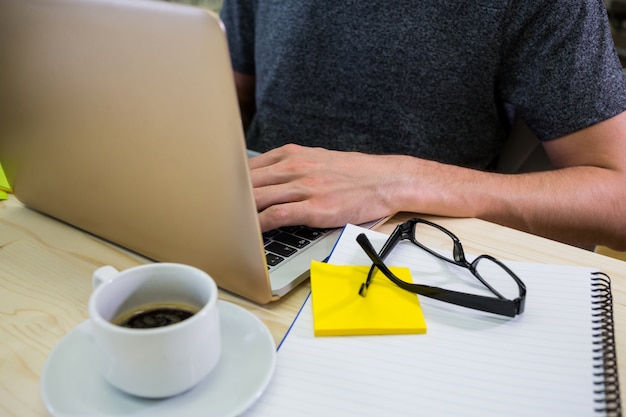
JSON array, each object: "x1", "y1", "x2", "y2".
[{"x1": 220, "y1": 0, "x2": 626, "y2": 169}]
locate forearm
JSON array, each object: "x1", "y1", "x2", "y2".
[
  {"x1": 393, "y1": 157, "x2": 626, "y2": 250},
  {"x1": 249, "y1": 116, "x2": 626, "y2": 250}
]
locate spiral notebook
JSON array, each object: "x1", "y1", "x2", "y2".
[{"x1": 243, "y1": 224, "x2": 621, "y2": 417}]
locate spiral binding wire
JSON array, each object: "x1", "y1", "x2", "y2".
[{"x1": 591, "y1": 272, "x2": 621, "y2": 417}]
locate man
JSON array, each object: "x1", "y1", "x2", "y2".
[{"x1": 220, "y1": 1, "x2": 626, "y2": 250}]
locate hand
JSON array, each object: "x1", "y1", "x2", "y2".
[
  {"x1": 247, "y1": 116, "x2": 626, "y2": 250},
  {"x1": 249, "y1": 144, "x2": 403, "y2": 231}
]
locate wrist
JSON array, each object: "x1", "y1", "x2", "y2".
[{"x1": 389, "y1": 155, "x2": 485, "y2": 218}]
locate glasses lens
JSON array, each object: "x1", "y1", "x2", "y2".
[
  {"x1": 473, "y1": 257, "x2": 519, "y2": 300},
  {"x1": 411, "y1": 221, "x2": 457, "y2": 261}
]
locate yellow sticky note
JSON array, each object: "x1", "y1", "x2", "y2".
[
  {"x1": 0, "y1": 161, "x2": 12, "y2": 194},
  {"x1": 310, "y1": 260, "x2": 427, "y2": 336}
]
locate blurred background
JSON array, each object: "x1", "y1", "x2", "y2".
[
  {"x1": 607, "y1": 0, "x2": 626, "y2": 66},
  {"x1": 163, "y1": 0, "x2": 222, "y2": 12}
]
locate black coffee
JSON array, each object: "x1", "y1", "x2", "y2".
[{"x1": 113, "y1": 303, "x2": 199, "y2": 329}]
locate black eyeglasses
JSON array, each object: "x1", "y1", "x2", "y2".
[{"x1": 356, "y1": 218, "x2": 526, "y2": 317}]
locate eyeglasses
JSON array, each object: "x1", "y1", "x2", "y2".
[{"x1": 356, "y1": 218, "x2": 526, "y2": 317}]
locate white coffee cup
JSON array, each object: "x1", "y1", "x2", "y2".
[{"x1": 89, "y1": 263, "x2": 221, "y2": 398}]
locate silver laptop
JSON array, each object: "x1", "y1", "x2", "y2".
[{"x1": 0, "y1": 0, "x2": 386, "y2": 304}]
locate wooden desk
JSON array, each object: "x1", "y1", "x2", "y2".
[{"x1": 1, "y1": 195, "x2": 624, "y2": 416}]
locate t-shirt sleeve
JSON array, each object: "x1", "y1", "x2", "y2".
[
  {"x1": 498, "y1": 0, "x2": 626, "y2": 140},
  {"x1": 219, "y1": 0, "x2": 256, "y2": 75}
]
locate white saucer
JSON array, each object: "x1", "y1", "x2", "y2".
[{"x1": 41, "y1": 300, "x2": 276, "y2": 417}]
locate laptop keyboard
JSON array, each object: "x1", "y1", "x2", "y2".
[{"x1": 263, "y1": 225, "x2": 329, "y2": 270}]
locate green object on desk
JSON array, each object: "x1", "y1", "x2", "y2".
[
  {"x1": 309, "y1": 260, "x2": 427, "y2": 336},
  {"x1": 0, "y1": 162, "x2": 11, "y2": 200}
]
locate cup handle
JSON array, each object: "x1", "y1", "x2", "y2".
[{"x1": 93, "y1": 266, "x2": 120, "y2": 290}]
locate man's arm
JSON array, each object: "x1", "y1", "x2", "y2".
[
  {"x1": 249, "y1": 111, "x2": 626, "y2": 250},
  {"x1": 490, "y1": 110, "x2": 626, "y2": 250}
]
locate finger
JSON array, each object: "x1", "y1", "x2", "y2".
[
  {"x1": 248, "y1": 143, "x2": 302, "y2": 170},
  {"x1": 254, "y1": 182, "x2": 307, "y2": 212},
  {"x1": 258, "y1": 202, "x2": 311, "y2": 232},
  {"x1": 250, "y1": 153, "x2": 314, "y2": 189},
  {"x1": 249, "y1": 163, "x2": 290, "y2": 188},
  {"x1": 254, "y1": 168, "x2": 330, "y2": 212},
  {"x1": 247, "y1": 150, "x2": 279, "y2": 170}
]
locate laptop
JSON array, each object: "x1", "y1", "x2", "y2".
[{"x1": 0, "y1": 0, "x2": 387, "y2": 304}]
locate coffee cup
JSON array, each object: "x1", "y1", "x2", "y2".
[{"x1": 89, "y1": 263, "x2": 221, "y2": 398}]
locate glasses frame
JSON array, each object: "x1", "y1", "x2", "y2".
[{"x1": 356, "y1": 218, "x2": 527, "y2": 317}]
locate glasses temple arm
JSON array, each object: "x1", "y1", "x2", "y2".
[
  {"x1": 408, "y1": 283, "x2": 522, "y2": 317},
  {"x1": 357, "y1": 233, "x2": 523, "y2": 317},
  {"x1": 377, "y1": 224, "x2": 405, "y2": 261},
  {"x1": 357, "y1": 230, "x2": 402, "y2": 292}
]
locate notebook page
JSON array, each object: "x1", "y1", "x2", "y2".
[{"x1": 242, "y1": 224, "x2": 600, "y2": 417}]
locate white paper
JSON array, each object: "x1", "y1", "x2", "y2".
[{"x1": 243, "y1": 224, "x2": 602, "y2": 417}]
